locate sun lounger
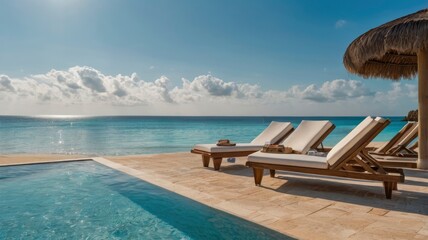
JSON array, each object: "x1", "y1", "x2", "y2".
[
  {"x1": 369, "y1": 122, "x2": 415, "y2": 152},
  {"x1": 370, "y1": 122, "x2": 418, "y2": 156},
  {"x1": 191, "y1": 121, "x2": 294, "y2": 170},
  {"x1": 355, "y1": 120, "x2": 418, "y2": 168},
  {"x1": 246, "y1": 117, "x2": 405, "y2": 199},
  {"x1": 397, "y1": 140, "x2": 419, "y2": 157},
  {"x1": 378, "y1": 124, "x2": 418, "y2": 160},
  {"x1": 388, "y1": 124, "x2": 419, "y2": 156},
  {"x1": 365, "y1": 122, "x2": 419, "y2": 168}
]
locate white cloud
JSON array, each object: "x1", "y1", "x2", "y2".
[
  {"x1": 335, "y1": 19, "x2": 347, "y2": 28},
  {"x1": 0, "y1": 75, "x2": 15, "y2": 92},
  {"x1": 74, "y1": 66, "x2": 107, "y2": 93},
  {"x1": 306, "y1": 79, "x2": 374, "y2": 102},
  {"x1": 169, "y1": 75, "x2": 262, "y2": 103},
  {"x1": 0, "y1": 66, "x2": 418, "y2": 115},
  {"x1": 260, "y1": 79, "x2": 374, "y2": 103},
  {"x1": 374, "y1": 82, "x2": 418, "y2": 102}
]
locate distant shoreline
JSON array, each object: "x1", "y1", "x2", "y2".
[{"x1": 0, "y1": 115, "x2": 406, "y2": 118}]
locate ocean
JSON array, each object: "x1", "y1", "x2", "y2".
[{"x1": 0, "y1": 116, "x2": 406, "y2": 156}]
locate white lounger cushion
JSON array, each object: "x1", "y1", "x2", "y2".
[
  {"x1": 193, "y1": 143, "x2": 264, "y2": 153},
  {"x1": 250, "y1": 122, "x2": 293, "y2": 145},
  {"x1": 247, "y1": 151, "x2": 328, "y2": 169},
  {"x1": 280, "y1": 120, "x2": 333, "y2": 154},
  {"x1": 326, "y1": 116, "x2": 378, "y2": 166},
  {"x1": 192, "y1": 121, "x2": 292, "y2": 154}
]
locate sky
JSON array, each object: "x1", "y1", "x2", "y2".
[{"x1": 0, "y1": 0, "x2": 426, "y2": 116}]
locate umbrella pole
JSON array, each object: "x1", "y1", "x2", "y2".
[{"x1": 418, "y1": 50, "x2": 428, "y2": 169}]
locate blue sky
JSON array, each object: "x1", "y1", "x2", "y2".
[{"x1": 0, "y1": 0, "x2": 426, "y2": 115}]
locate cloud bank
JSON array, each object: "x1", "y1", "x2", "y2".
[{"x1": 0, "y1": 66, "x2": 417, "y2": 115}]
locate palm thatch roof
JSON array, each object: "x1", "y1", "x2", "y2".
[{"x1": 343, "y1": 9, "x2": 428, "y2": 80}]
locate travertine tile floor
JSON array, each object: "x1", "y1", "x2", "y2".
[{"x1": 2, "y1": 153, "x2": 428, "y2": 239}]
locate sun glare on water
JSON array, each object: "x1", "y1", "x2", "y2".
[{"x1": 33, "y1": 115, "x2": 86, "y2": 119}]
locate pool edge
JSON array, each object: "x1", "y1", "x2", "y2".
[{"x1": 0, "y1": 158, "x2": 93, "y2": 167}]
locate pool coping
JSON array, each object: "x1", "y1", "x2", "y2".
[{"x1": 0, "y1": 158, "x2": 93, "y2": 167}]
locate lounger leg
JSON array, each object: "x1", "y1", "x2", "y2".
[
  {"x1": 213, "y1": 157, "x2": 222, "y2": 171},
  {"x1": 270, "y1": 169, "x2": 276, "y2": 178},
  {"x1": 383, "y1": 182, "x2": 394, "y2": 199},
  {"x1": 253, "y1": 168, "x2": 264, "y2": 186},
  {"x1": 202, "y1": 155, "x2": 210, "y2": 167},
  {"x1": 393, "y1": 182, "x2": 398, "y2": 191}
]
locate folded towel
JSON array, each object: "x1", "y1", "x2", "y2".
[
  {"x1": 262, "y1": 144, "x2": 292, "y2": 153},
  {"x1": 217, "y1": 139, "x2": 236, "y2": 146},
  {"x1": 307, "y1": 149, "x2": 327, "y2": 156}
]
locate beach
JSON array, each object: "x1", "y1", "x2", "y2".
[{"x1": 1, "y1": 152, "x2": 427, "y2": 239}]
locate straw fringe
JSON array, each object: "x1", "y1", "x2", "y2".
[{"x1": 343, "y1": 9, "x2": 428, "y2": 80}]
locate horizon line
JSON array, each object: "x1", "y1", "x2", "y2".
[{"x1": 0, "y1": 114, "x2": 406, "y2": 118}]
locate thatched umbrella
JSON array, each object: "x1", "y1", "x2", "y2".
[{"x1": 344, "y1": 9, "x2": 428, "y2": 169}]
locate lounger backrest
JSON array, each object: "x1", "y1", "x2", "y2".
[
  {"x1": 395, "y1": 123, "x2": 418, "y2": 147},
  {"x1": 372, "y1": 117, "x2": 390, "y2": 142},
  {"x1": 374, "y1": 122, "x2": 416, "y2": 154},
  {"x1": 326, "y1": 116, "x2": 378, "y2": 167},
  {"x1": 357, "y1": 117, "x2": 390, "y2": 151},
  {"x1": 280, "y1": 120, "x2": 334, "y2": 154},
  {"x1": 251, "y1": 121, "x2": 293, "y2": 145}
]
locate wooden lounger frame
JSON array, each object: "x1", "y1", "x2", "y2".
[
  {"x1": 371, "y1": 122, "x2": 414, "y2": 154},
  {"x1": 192, "y1": 124, "x2": 335, "y2": 171},
  {"x1": 370, "y1": 122, "x2": 418, "y2": 158},
  {"x1": 364, "y1": 153, "x2": 416, "y2": 168},
  {"x1": 394, "y1": 141, "x2": 419, "y2": 158},
  {"x1": 365, "y1": 121, "x2": 418, "y2": 168},
  {"x1": 191, "y1": 149, "x2": 261, "y2": 171},
  {"x1": 246, "y1": 119, "x2": 405, "y2": 199},
  {"x1": 191, "y1": 128, "x2": 295, "y2": 171}
]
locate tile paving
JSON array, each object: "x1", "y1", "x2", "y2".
[{"x1": 104, "y1": 153, "x2": 428, "y2": 239}]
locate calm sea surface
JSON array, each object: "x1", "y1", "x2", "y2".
[{"x1": 0, "y1": 116, "x2": 406, "y2": 156}]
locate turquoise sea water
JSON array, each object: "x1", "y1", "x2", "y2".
[
  {"x1": 0, "y1": 161, "x2": 290, "y2": 239},
  {"x1": 0, "y1": 116, "x2": 406, "y2": 155}
]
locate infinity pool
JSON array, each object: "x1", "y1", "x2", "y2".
[{"x1": 0, "y1": 161, "x2": 290, "y2": 239}]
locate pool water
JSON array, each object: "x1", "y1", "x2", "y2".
[{"x1": 0, "y1": 161, "x2": 291, "y2": 239}]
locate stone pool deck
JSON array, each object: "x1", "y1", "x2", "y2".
[{"x1": 1, "y1": 153, "x2": 428, "y2": 239}]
